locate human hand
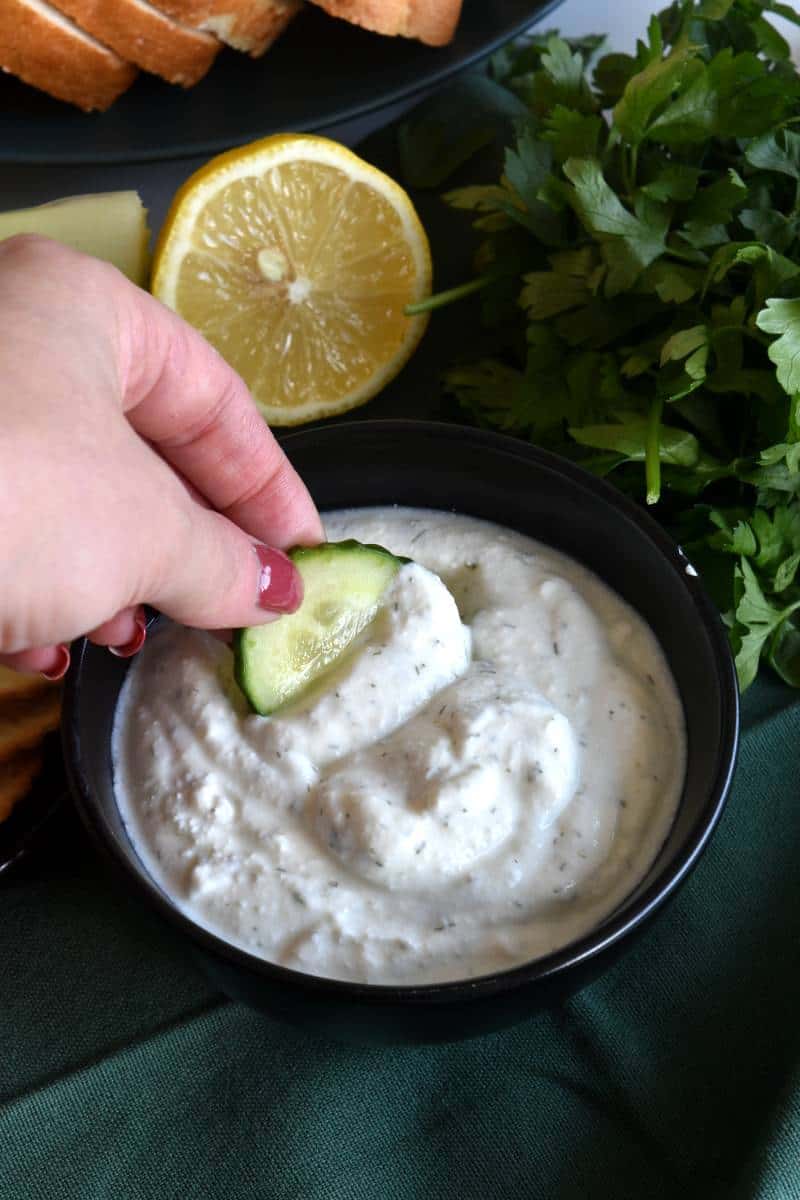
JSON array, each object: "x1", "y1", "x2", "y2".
[{"x1": 0, "y1": 235, "x2": 323, "y2": 677}]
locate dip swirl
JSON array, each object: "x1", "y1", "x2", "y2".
[{"x1": 113, "y1": 508, "x2": 686, "y2": 985}]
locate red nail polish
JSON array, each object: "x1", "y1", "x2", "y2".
[
  {"x1": 255, "y1": 546, "x2": 303, "y2": 614},
  {"x1": 109, "y1": 609, "x2": 147, "y2": 659},
  {"x1": 42, "y1": 644, "x2": 70, "y2": 681}
]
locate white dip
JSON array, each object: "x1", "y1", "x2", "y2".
[{"x1": 113, "y1": 507, "x2": 686, "y2": 985}]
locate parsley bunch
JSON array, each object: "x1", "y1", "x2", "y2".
[{"x1": 406, "y1": 0, "x2": 800, "y2": 690}]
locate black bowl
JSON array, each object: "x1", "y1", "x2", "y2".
[{"x1": 63, "y1": 421, "x2": 739, "y2": 1044}]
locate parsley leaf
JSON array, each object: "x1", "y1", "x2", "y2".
[
  {"x1": 732, "y1": 557, "x2": 800, "y2": 688},
  {"x1": 540, "y1": 37, "x2": 596, "y2": 112},
  {"x1": 562, "y1": 157, "x2": 667, "y2": 293},
  {"x1": 411, "y1": 0, "x2": 800, "y2": 688},
  {"x1": 640, "y1": 162, "x2": 701, "y2": 202},
  {"x1": 570, "y1": 414, "x2": 701, "y2": 467},
  {"x1": 745, "y1": 128, "x2": 800, "y2": 178},
  {"x1": 541, "y1": 106, "x2": 603, "y2": 162},
  {"x1": 647, "y1": 49, "x2": 794, "y2": 143},
  {"x1": 756, "y1": 299, "x2": 800, "y2": 394},
  {"x1": 613, "y1": 30, "x2": 696, "y2": 146}
]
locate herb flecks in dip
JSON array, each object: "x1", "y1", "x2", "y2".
[{"x1": 113, "y1": 508, "x2": 686, "y2": 985}]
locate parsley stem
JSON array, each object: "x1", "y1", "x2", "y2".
[
  {"x1": 665, "y1": 245, "x2": 701, "y2": 265},
  {"x1": 646, "y1": 396, "x2": 663, "y2": 506},
  {"x1": 621, "y1": 144, "x2": 639, "y2": 197},
  {"x1": 710, "y1": 324, "x2": 770, "y2": 347},
  {"x1": 405, "y1": 275, "x2": 494, "y2": 316}
]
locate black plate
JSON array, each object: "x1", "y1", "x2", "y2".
[
  {"x1": 0, "y1": 731, "x2": 66, "y2": 877},
  {"x1": 0, "y1": 0, "x2": 562, "y2": 165}
]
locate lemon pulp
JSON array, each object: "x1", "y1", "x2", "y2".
[{"x1": 153, "y1": 137, "x2": 431, "y2": 424}]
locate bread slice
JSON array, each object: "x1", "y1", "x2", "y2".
[
  {"x1": 150, "y1": 0, "x2": 300, "y2": 56},
  {"x1": 308, "y1": 0, "x2": 461, "y2": 46},
  {"x1": 0, "y1": 0, "x2": 137, "y2": 111},
  {"x1": 0, "y1": 690, "x2": 61, "y2": 766},
  {"x1": 0, "y1": 666, "x2": 55, "y2": 705},
  {"x1": 0, "y1": 749, "x2": 44, "y2": 823},
  {"x1": 50, "y1": 0, "x2": 220, "y2": 86}
]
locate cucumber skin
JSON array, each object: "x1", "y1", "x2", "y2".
[
  {"x1": 233, "y1": 539, "x2": 409, "y2": 715},
  {"x1": 289, "y1": 539, "x2": 411, "y2": 569},
  {"x1": 231, "y1": 627, "x2": 256, "y2": 711}
]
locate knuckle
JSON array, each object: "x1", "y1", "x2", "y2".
[
  {"x1": 219, "y1": 427, "x2": 288, "y2": 514},
  {"x1": 115, "y1": 285, "x2": 159, "y2": 400},
  {"x1": 0, "y1": 232, "x2": 121, "y2": 281},
  {"x1": 0, "y1": 234, "x2": 121, "y2": 314},
  {"x1": 0, "y1": 232, "x2": 55, "y2": 271}
]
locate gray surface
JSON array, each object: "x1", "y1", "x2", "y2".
[{"x1": 0, "y1": 98, "x2": 422, "y2": 238}]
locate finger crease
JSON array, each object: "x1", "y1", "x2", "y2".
[
  {"x1": 219, "y1": 470, "x2": 286, "y2": 517},
  {"x1": 155, "y1": 393, "x2": 231, "y2": 451}
]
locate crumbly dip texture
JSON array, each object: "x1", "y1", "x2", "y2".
[{"x1": 113, "y1": 507, "x2": 686, "y2": 985}]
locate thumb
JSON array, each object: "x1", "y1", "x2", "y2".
[{"x1": 147, "y1": 497, "x2": 304, "y2": 630}]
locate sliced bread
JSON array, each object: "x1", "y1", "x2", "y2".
[
  {"x1": 0, "y1": 665, "x2": 54, "y2": 705},
  {"x1": 0, "y1": 0, "x2": 137, "y2": 111},
  {"x1": 150, "y1": 0, "x2": 301, "y2": 56},
  {"x1": 0, "y1": 749, "x2": 45, "y2": 823},
  {"x1": 50, "y1": 0, "x2": 220, "y2": 86},
  {"x1": 0, "y1": 690, "x2": 61, "y2": 766},
  {"x1": 307, "y1": 0, "x2": 461, "y2": 46}
]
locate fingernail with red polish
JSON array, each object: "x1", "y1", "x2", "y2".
[
  {"x1": 42, "y1": 644, "x2": 71, "y2": 681},
  {"x1": 256, "y1": 546, "x2": 303, "y2": 614},
  {"x1": 109, "y1": 608, "x2": 147, "y2": 659}
]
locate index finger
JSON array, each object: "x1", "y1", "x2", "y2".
[{"x1": 117, "y1": 283, "x2": 323, "y2": 549}]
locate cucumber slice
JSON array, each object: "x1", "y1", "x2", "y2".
[{"x1": 234, "y1": 540, "x2": 408, "y2": 715}]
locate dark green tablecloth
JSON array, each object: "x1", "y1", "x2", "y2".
[{"x1": 1, "y1": 678, "x2": 799, "y2": 1200}]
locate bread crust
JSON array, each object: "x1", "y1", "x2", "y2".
[
  {"x1": 0, "y1": 749, "x2": 44, "y2": 823},
  {"x1": 151, "y1": 0, "x2": 301, "y2": 55},
  {"x1": 308, "y1": 0, "x2": 461, "y2": 45},
  {"x1": 51, "y1": 0, "x2": 220, "y2": 85},
  {"x1": 0, "y1": 666, "x2": 55, "y2": 704},
  {"x1": 0, "y1": 692, "x2": 61, "y2": 766},
  {"x1": 0, "y1": 0, "x2": 137, "y2": 110}
]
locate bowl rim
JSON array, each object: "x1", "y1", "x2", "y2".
[{"x1": 62, "y1": 419, "x2": 740, "y2": 1005}]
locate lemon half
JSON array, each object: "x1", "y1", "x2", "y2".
[{"x1": 151, "y1": 135, "x2": 432, "y2": 425}]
